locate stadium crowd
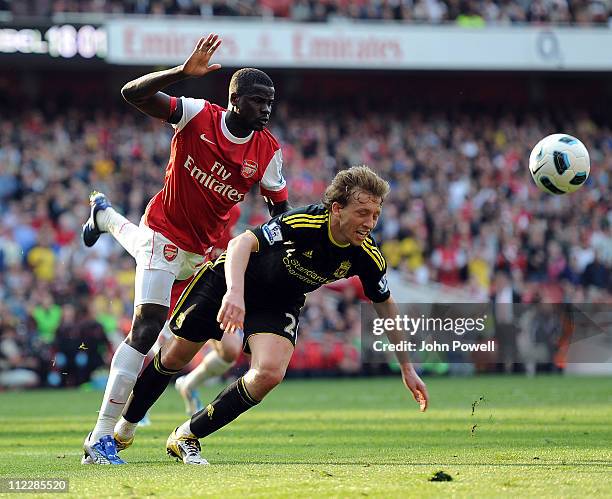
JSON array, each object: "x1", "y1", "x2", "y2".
[
  {"x1": 7, "y1": 0, "x2": 611, "y2": 26},
  {"x1": 1, "y1": 104, "x2": 610, "y2": 387}
]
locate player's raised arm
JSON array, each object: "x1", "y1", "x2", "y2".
[
  {"x1": 372, "y1": 296, "x2": 429, "y2": 412},
  {"x1": 121, "y1": 34, "x2": 222, "y2": 121},
  {"x1": 216, "y1": 230, "x2": 259, "y2": 336}
]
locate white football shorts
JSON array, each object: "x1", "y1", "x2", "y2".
[{"x1": 133, "y1": 218, "x2": 207, "y2": 307}]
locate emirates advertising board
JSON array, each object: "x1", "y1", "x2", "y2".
[{"x1": 106, "y1": 19, "x2": 612, "y2": 71}]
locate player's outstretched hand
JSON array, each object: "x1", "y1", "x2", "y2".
[
  {"x1": 181, "y1": 33, "x2": 222, "y2": 78},
  {"x1": 217, "y1": 289, "x2": 245, "y2": 335},
  {"x1": 401, "y1": 366, "x2": 429, "y2": 412}
]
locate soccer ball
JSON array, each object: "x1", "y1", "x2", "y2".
[{"x1": 528, "y1": 133, "x2": 590, "y2": 195}]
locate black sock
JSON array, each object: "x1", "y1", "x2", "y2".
[
  {"x1": 123, "y1": 350, "x2": 180, "y2": 423},
  {"x1": 189, "y1": 377, "x2": 259, "y2": 438}
]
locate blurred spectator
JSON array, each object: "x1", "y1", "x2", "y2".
[
  {"x1": 1, "y1": 96, "x2": 611, "y2": 386},
  {"x1": 581, "y1": 251, "x2": 611, "y2": 290},
  {"x1": 52, "y1": 303, "x2": 110, "y2": 387},
  {"x1": 491, "y1": 269, "x2": 521, "y2": 372},
  {"x1": 10, "y1": 0, "x2": 611, "y2": 25},
  {"x1": 0, "y1": 323, "x2": 42, "y2": 389},
  {"x1": 30, "y1": 290, "x2": 62, "y2": 344}
]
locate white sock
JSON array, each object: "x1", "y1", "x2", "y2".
[
  {"x1": 159, "y1": 321, "x2": 173, "y2": 342},
  {"x1": 96, "y1": 207, "x2": 139, "y2": 258},
  {"x1": 115, "y1": 416, "x2": 138, "y2": 440},
  {"x1": 152, "y1": 322, "x2": 173, "y2": 355},
  {"x1": 91, "y1": 342, "x2": 146, "y2": 442},
  {"x1": 182, "y1": 350, "x2": 234, "y2": 392},
  {"x1": 176, "y1": 420, "x2": 196, "y2": 439}
]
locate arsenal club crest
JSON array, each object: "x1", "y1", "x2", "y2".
[
  {"x1": 163, "y1": 244, "x2": 178, "y2": 261},
  {"x1": 241, "y1": 159, "x2": 258, "y2": 178}
]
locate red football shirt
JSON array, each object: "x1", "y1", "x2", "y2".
[
  {"x1": 167, "y1": 203, "x2": 241, "y2": 315},
  {"x1": 144, "y1": 97, "x2": 288, "y2": 255}
]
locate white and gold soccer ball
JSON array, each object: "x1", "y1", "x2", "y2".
[{"x1": 528, "y1": 133, "x2": 590, "y2": 195}]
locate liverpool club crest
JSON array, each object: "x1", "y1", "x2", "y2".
[{"x1": 333, "y1": 260, "x2": 352, "y2": 279}]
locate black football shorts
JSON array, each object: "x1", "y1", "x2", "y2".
[{"x1": 169, "y1": 264, "x2": 302, "y2": 352}]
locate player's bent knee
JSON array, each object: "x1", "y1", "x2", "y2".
[
  {"x1": 251, "y1": 365, "x2": 286, "y2": 393},
  {"x1": 160, "y1": 337, "x2": 202, "y2": 371},
  {"x1": 219, "y1": 338, "x2": 242, "y2": 363},
  {"x1": 126, "y1": 304, "x2": 168, "y2": 353},
  {"x1": 125, "y1": 315, "x2": 164, "y2": 354},
  {"x1": 134, "y1": 303, "x2": 169, "y2": 325},
  {"x1": 127, "y1": 323, "x2": 164, "y2": 353},
  {"x1": 160, "y1": 350, "x2": 189, "y2": 371}
]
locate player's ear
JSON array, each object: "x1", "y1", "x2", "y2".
[
  {"x1": 331, "y1": 202, "x2": 343, "y2": 216},
  {"x1": 229, "y1": 92, "x2": 240, "y2": 110}
]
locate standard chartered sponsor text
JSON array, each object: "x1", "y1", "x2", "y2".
[{"x1": 282, "y1": 256, "x2": 332, "y2": 286}]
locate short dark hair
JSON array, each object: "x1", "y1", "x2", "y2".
[
  {"x1": 322, "y1": 165, "x2": 390, "y2": 210},
  {"x1": 229, "y1": 68, "x2": 274, "y2": 96}
]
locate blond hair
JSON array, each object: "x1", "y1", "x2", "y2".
[{"x1": 322, "y1": 166, "x2": 390, "y2": 210}]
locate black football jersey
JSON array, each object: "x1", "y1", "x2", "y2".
[{"x1": 211, "y1": 204, "x2": 390, "y2": 309}]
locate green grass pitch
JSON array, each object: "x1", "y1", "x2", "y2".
[{"x1": 0, "y1": 375, "x2": 611, "y2": 498}]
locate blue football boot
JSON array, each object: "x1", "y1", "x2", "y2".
[
  {"x1": 82, "y1": 191, "x2": 111, "y2": 247},
  {"x1": 82, "y1": 434, "x2": 126, "y2": 465}
]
